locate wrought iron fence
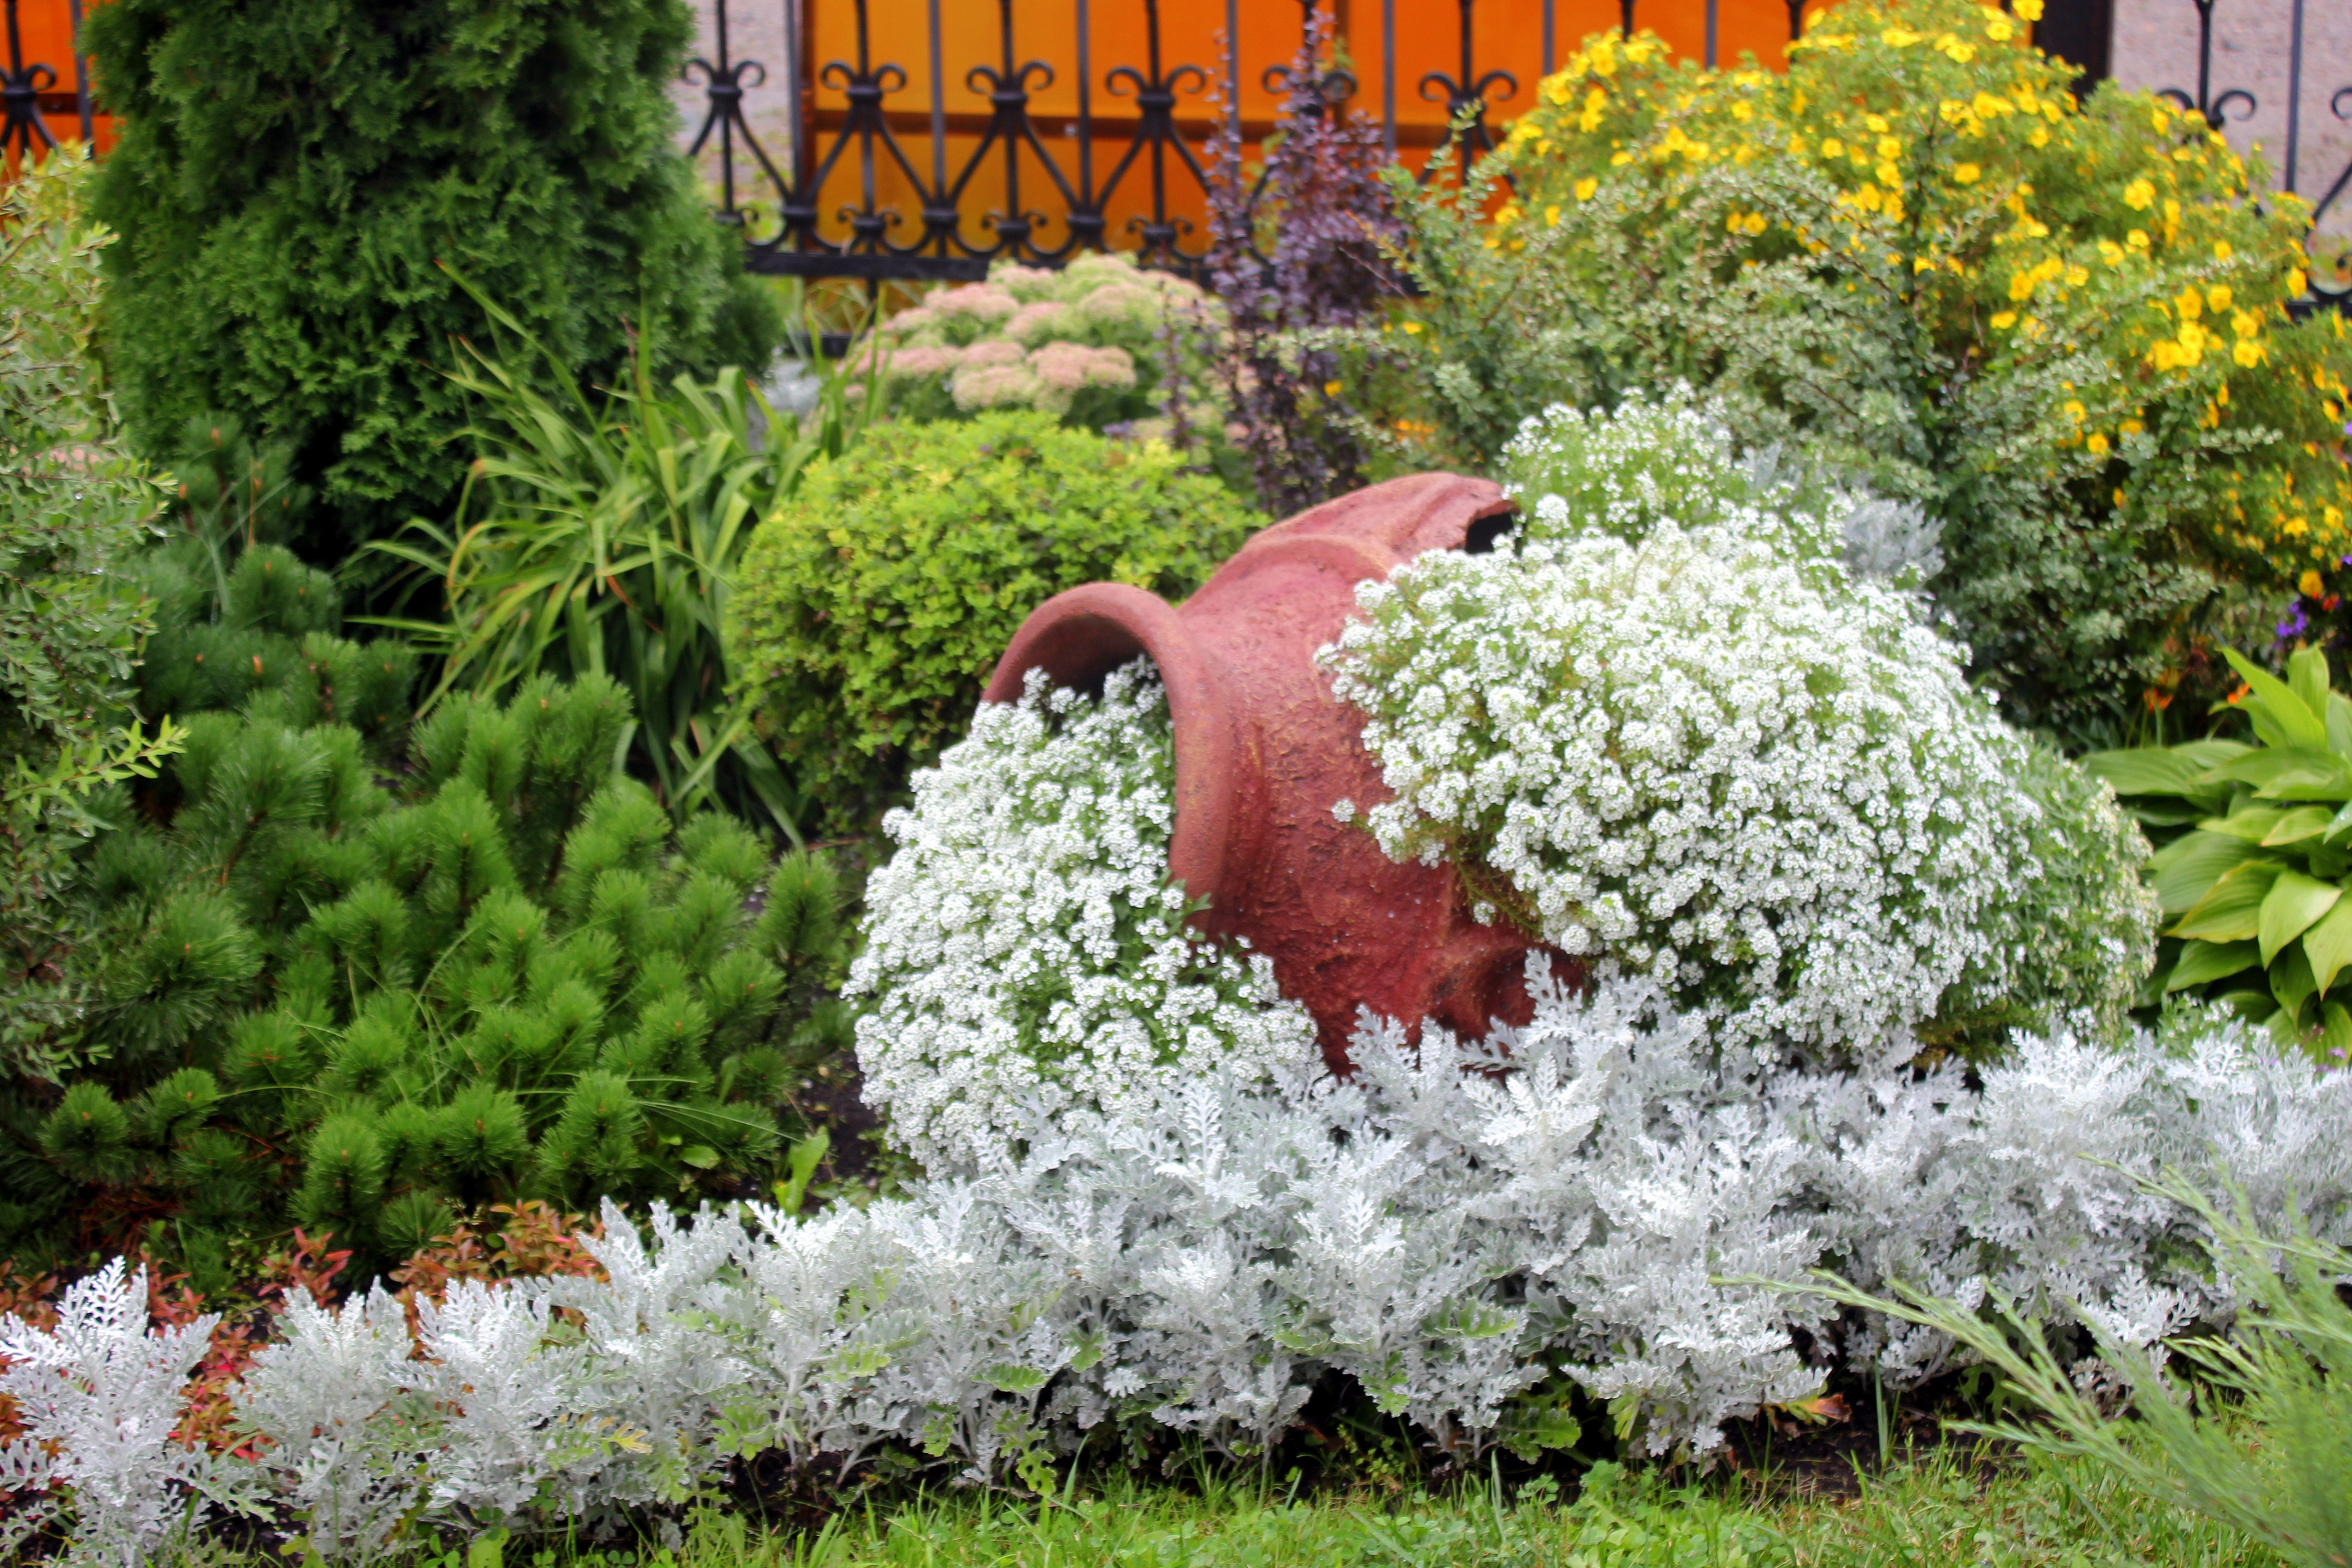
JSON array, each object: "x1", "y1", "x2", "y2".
[{"x1": 681, "y1": 0, "x2": 2350, "y2": 313}]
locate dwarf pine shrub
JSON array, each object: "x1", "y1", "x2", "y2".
[{"x1": 0, "y1": 539, "x2": 846, "y2": 1279}]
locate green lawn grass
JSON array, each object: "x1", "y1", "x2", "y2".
[{"x1": 493, "y1": 1450, "x2": 2273, "y2": 1568}]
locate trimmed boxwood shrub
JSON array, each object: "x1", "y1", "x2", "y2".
[{"x1": 726, "y1": 412, "x2": 1264, "y2": 831}]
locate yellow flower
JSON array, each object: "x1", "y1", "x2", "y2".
[
  {"x1": 1865, "y1": 114, "x2": 1890, "y2": 134},
  {"x1": 2064, "y1": 400, "x2": 2086, "y2": 421},
  {"x1": 2302, "y1": 570, "x2": 2326, "y2": 598},
  {"x1": 2285, "y1": 516, "x2": 2311, "y2": 537},
  {"x1": 1544, "y1": 204, "x2": 1563, "y2": 226},
  {"x1": 2234, "y1": 339, "x2": 2266, "y2": 367},
  {"x1": 1574, "y1": 176, "x2": 1599, "y2": 200},
  {"x1": 2124, "y1": 178, "x2": 2155, "y2": 210},
  {"x1": 2121, "y1": 420, "x2": 2144, "y2": 437},
  {"x1": 2065, "y1": 265, "x2": 2089, "y2": 288},
  {"x1": 2087, "y1": 433, "x2": 2110, "y2": 454},
  {"x1": 2014, "y1": 0, "x2": 2042, "y2": 20},
  {"x1": 2232, "y1": 310, "x2": 2259, "y2": 339},
  {"x1": 2097, "y1": 239, "x2": 2125, "y2": 266},
  {"x1": 2207, "y1": 284, "x2": 2232, "y2": 312},
  {"x1": 2290, "y1": 268, "x2": 2308, "y2": 294},
  {"x1": 2008, "y1": 271, "x2": 2036, "y2": 302},
  {"x1": 1820, "y1": 137, "x2": 1845, "y2": 158},
  {"x1": 1324, "y1": 381, "x2": 1343, "y2": 397},
  {"x1": 2214, "y1": 240, "x2": 2234, "y2": 260},
  {"x1": 1992, "y1": 311, "x2": 2019, "y2": 328},
  {"x1": 1743, "y1": 213, "x2": 1768, "y2": 236},
  {"x1": 2029, "y1": 125, "x2": 2050, "y2": 147},
  {"x1": 2175, "y1": 287, "x2": 2203, "y2": 321},
  {"x1": 1877, "y1": 162, "x2": 1901, "y2": 186},
  {"x1": 1877, "y1": 135, "x2": 1901, "y2": 160},
  {"x1": 1400, "y1": 321, "x2": 1423, "y2": 334},
  {"x1": 1881, "y1": 27, "x2": 1921, "y2": 46},
  {"x1": 2127, "y1": 229, "x2": 2150, "y2": 250},
  {"x1": 1953, "y1": 163, "x2": 1982, "y2": 184},
  {"x1": 1986, "y1": 16, "x2": 2014, "y2": 39}
]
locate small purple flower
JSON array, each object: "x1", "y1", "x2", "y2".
[{"x1": 2279, "y1": 602, "x2": 2311, "y2": 640}]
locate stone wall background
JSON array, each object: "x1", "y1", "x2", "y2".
[{"x1": 2110, "y1": 0, "x2": 2352, "y2": 255}]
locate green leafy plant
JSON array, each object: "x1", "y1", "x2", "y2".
[
  {"x1": 2086, "y1": 645, "x2": 2352, "y2": 1054},
  {"x1": 1, "y1": 148, "x2": 175, "y2": 1082},
  {"x1": 369, "y1": 276, "x2": 875, "y2": 839},
  {"x1": 83, "y1": 0, "x2": 782, "y2": 558},
  {"x1": 1795, "y1": 1168, "x2": 2352, "y2": 1568},
  {"x1": 0, "y1": 549, "x2": 849, "y2": 1275},
  {"x1": 726, "y1": 411, "x2": 1265, "y2": 832},
  {"x1": 1372, "y1": 0, "x2": 2352, "y2": 742}
]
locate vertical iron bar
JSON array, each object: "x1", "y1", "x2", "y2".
[
  {"x1": 1620, "y1": 0, "x2": 1636, "y2": 40},
  {"x1": 857, "y1": 0, "x2": 878, "y2": 248},
  {"x1": 1544, "y1": 0, "x2": 1555, "y2": 76},
  {"x1": 928, "y1": 0, "x2": 946, "y2": 199},
  {"x1": 786, "y1": 0, "x2": 808, "y2": 191},
  {"x1": 717, "y1": 0, "x2": 736, "y2": 217},
  {"x1": 2285, "y1": 0, "x2": 2303, "y2": 191},
  {"x1": 66, "y1": 0, "x2": 88, "y2": 145},
  {"x1": 1788, "y1": 0, "x2": 1806, "y2": 42},
  {"x1": 1077, "y1": 0, "x2": 1094, "y2": 223},
  {"x1": 1707, "y1": 0, "x2": 1719, "y2": 67},
  {"x1": 2196, "y1": 0, "x2": 2212, "y2": 120},
  {"x1": 1227, "y1": 0, "x2": 1241, "y2": 126},
  {"x1": 1383, "y1": 0, "x2": 1396, "y2": 157}
]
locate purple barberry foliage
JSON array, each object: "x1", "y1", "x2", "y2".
[{"x1": 1199, "y1": 5, "x2": 1401, "y2": 517}]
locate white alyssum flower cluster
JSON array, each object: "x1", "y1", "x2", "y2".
[
  {"x1": 1324, "y1": 397, "x2": 2155, "y2": 1061},
  {"x1": 1499, "y1": 387, "x2": 1944, "y2": 589},
  {"x1": 9, "y1": 984, "x2": 2348, "y2": 1563},
  {"x1": 849, "y1": 661, "x2": 1318, "y2": 1170}
]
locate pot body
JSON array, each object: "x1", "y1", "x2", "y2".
[{"x1": 983, "y1": 471, "x2": 1559, "y2": 1069}]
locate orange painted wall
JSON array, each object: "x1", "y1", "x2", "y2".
[
  {"x1": 5, "y1": 0, "x2": 114, "y2": 164},
  {"x1": 794, "y1": 0, "x2": 1816, "y2": 259}
]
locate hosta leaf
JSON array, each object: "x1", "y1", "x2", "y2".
[
  {"x1": 2164, "y1": 938, "x2": 2261, "y2": 993},
  {"x1": 2272, "y1": 942, "x2": 2318, "y2": 1019},
  {"x1": 2288, "y1": 646, "x2": 2333, "y2": 722},
  {"x1": 2326, "y1": 1002, "x2": 2352, "y2": 1061},
  {"x1": 2262, "y1": 806, "x2": 2337, "y2": 845},
  {"x1": 2168, "y1": 862, "x2": 2282, "y2": 942},
  {"x1": 2199, "y1": 806, "x2": 2288, "y2": 843},
  {"x1": 2305, "y1": 899, "x2": 2352, "y2": 996},
  {"x1": 2148, "y1": 831, "x2": 2271, "y2": 915},
  {"x1": 2330, "y1": 692, "x2": 2352, "y2": 760},
  {"x1": 2084, "y1": 746, "x2": 2230, "y2": 799},
  {"x1": 2224, "y1": 650, "x2": 2329, "y2": 751},
  {"x1": 2259, "y1": 872, "x2": 2342, "y2": 965}
]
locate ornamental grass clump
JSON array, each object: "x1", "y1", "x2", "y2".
[
  {"x1": 1323, "y1": 395, "x2": 2156, "y2": 1061},
  {"x1": 849, "y1": 662, "x2": 1317, "y2": 1171},
  {"x1": 1379, "y1": 0, "x2": 2352, "y2": 740}
]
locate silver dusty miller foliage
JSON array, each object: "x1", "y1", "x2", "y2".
[{"x1": 5, "y1": 986, "x2": 2352, "y2": 1562}]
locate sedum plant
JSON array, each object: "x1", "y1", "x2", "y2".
[
  {"x1": 1323, "y1": 394, "x2": 2156, "y2": 1062},
  {"x1": 849, "y1": 662, "x2": 1317, "y2": 1171},
  {"x1": 1376, "y1": 0, "x2": 2352, "y2": 741},
  {"x1": 2086, "y1": 644, "x2": 2352, "y2": 1054},
  {"x1": 725, "y1": 411, "x2": 1263, "y2": 832},
  {"x1": 868, "y1": 253, "x2": 1220, "y2": 434}
]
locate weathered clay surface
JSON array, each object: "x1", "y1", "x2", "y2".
[{"x1": 984, "y1": 472, "x2": 1563, "y2": 1071}]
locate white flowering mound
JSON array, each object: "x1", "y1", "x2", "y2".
[
  {"x1": 850, "y1": 661, "x2": 1317, "y2": 1170},
  {"x1": 1323, "y1": 398, "x2": 2155, "y2": 1060}
]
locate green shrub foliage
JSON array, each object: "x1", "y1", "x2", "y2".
[
  {"x1": 1, "y1": 151, "x2": 177, "y2": 1082},
  {"x1": 1, "y1": 562, "x2": 846, "y2": 1272},
  {"x1": 83, "y1": 0, "x2": 781, "y2": 558},
  {"x1": 727, "y1": 411, "x2": 1264, "y2": 830}
]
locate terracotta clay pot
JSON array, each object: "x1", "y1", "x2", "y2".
[{"x1": 983, "y1": 471, "x2": 1564, "y2": 1071}]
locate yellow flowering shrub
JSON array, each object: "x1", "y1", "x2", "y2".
[{"x1": 1378, "y1": 0, "x2": 2352, "y2": 739}]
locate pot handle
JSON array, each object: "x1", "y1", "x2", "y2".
[{"x1": 983, "y1": 583, "x2": 1245, "y2": 912}]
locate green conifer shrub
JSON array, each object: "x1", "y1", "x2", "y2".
[
  {"x1": 0, "y1": 544, "x2": 848, "y2": 1280},
  {"x1": 82, "y1": 0, "x2": 783, "y2": 560},
  {"x1": 725, "y1": 411, "x2": 1265, "y2": 832}
]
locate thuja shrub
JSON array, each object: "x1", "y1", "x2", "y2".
[
  {"x1": 1379, "y1": 0, "x2": 2352, "y2": 740},
  {"x1": 727, "y1": 411, "x2": 1263, "y2": 831},
  {"x1": 1, "y1": 551, "x2": 846, "y2": 1277},
  {"x1": 1322, "y1": 395, "x2": 2157, "y2": 1061},
  {"x1": 83, "y1": 0, "x2": 781, "y2": 559}
]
